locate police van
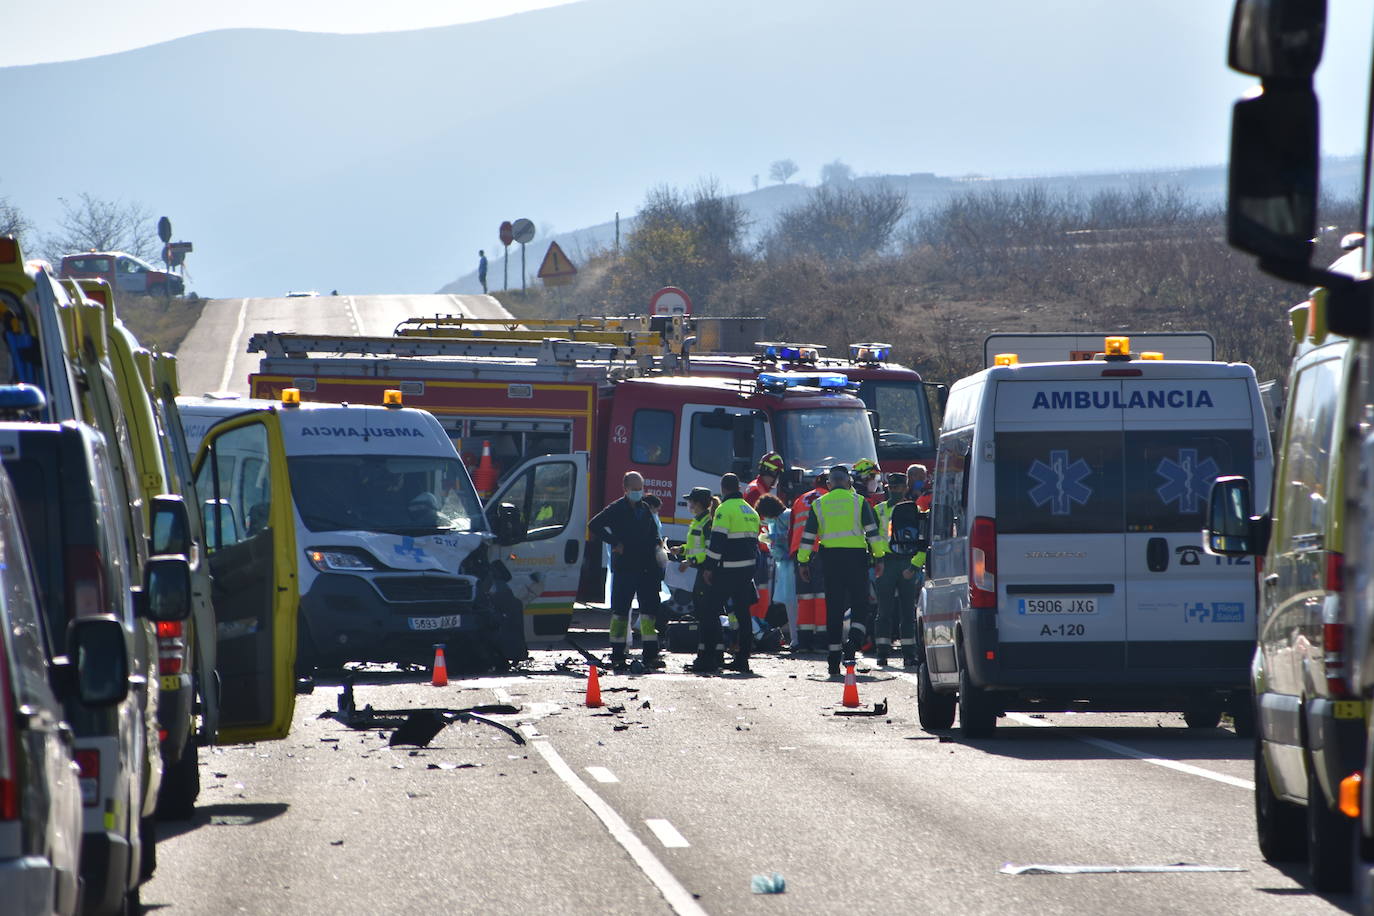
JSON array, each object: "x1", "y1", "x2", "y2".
[
  {"x1": 178, "y1": 390, "x2": 530, "y2": 681},
  {"x1": 916, "y1": 336, "x2": 1272, "y2": 735}
]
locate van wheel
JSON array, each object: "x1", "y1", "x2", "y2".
[
  {"x1": 1308, "y1": 755, "x2": 1355, "y2": 891},
  {"x1": 917, "y1": 661, "x2": 956, "y2": 730},
  {"x1": 958, "y1": 665, "x2": 996, "y2": 737},
  {"x1": 1183, "y1": 696, "x2": 1223, "y2": 729},
  {"x1": 1255, "y1": 738, "x2": 1304, "y2": 861},
  {"x1": 156, "y1": 740, "x2": 200, "y2": 820},
  {"x1": 1227, "y1": 691, "x2": 1256, "y2": 739},
  {"x1": 121, "y1": 884, "x2": 142, "y2": 915}
]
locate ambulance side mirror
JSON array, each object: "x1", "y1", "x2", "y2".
[
  {"x1": 491, "y1": 502, "x2": 527, "y2": 546},
  {"x1": 1204, "y1": 476, "x2": 1269, "y2": 557}
]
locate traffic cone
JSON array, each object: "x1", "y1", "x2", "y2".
[
  {"x1": 473, "y1": 440, "x2": 498, "y2": 499},
  {"x1": 431, "y1": 643, "x2": 448, "y2": 687},
  {"x1": 586, "y1": 664, "x2": 603, "y2": 708},
  {"x1": 841, "y1": 662, "x2": 860, "y2": 708}
]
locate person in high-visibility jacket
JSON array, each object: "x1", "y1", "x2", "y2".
[
  {"x1": 798, "y1": 465, "x2": 887, "y2": 679},
  {"x1": 788, "y1": 470, "x2": 829, "y2": 653},
  {"x1": 675, "y1": 487, "x2": 723, "y2": 672},
  {"x1": 700, "y1": 473, "x2": 761, "y2": 675},
  {"x1": 873, "y1": 472, "x2": 929, "y2": 669}
]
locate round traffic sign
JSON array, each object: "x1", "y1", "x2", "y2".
[
  {"x1": 649, "y1": 286, "x2": 692, "y2": 317},
  {"x1": 499, "y1": 221, "x2": 513, "y2": 247},
  {"x1": 511, "y1": 218, "x2": 535, "y2": 245},
  {"x1": 157, "y1": 216, "x2": 172, "y2": 245}
]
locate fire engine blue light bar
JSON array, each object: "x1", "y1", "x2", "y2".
[{"x1": 759, "y1": 372, "x2": 850, "y2": 389}]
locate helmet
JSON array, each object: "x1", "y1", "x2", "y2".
[
  {"x1": 853, "y1": 458, "x2": 878, "y2": 480},
  {"x1": 759, "y1": 452, "x2": 784, "y2": 475}
]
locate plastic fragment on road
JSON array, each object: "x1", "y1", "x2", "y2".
[
  {"x1": 751, "y1": 873, "x2": 786, "y2": 894},
  {"x1": 1000, "y1": 863, "x2": 1246, "y2": 876}
]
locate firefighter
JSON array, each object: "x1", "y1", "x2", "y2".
[
  {"x1": 797, "y1": 465, "x2": 887, "y2": 679},
  {"x1": 589, "y1": 470, "x2": 663, "y2": 673},
  {"x1": 744, "y1": 452, "x2": 785, "y2": 506},
  {"x1": 676, "y1": 488, "x2": 723, "y2": 672},
  {"x1": 701, "y1": 473, "x2": 761, "y2": 675},
  {"x1": 872, "y1": 472, "x2": 929, "y2": 668},
  {"x1": 852, "y1": 457, "x2": 883, "y2": 506},
  {"x1": 788, "y1": 469, "x2": 830, "y2": 653}
]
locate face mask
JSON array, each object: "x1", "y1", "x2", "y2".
[
  {"x1": 627, "y1": 489, "x2": 643, "y2": 502},
  {"x1": 911, "y1": 480, "x2": 925, "y2": 492}
]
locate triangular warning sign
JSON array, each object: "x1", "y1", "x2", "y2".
[{"x1": 537, "y1": 241, "x2": 577, "y2": 279}]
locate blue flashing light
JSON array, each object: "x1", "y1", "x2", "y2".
[
  {"x1": 849, "y1": 342, "x2": 892, "y2": 364},
  {"x1": 759, "y1": 371, "x2": 851, "y2": 391},
  {"x1": 0, "y1": 384, "x2": 46, "y2": 413}
]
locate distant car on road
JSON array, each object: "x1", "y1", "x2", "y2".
[
  {"x1": 58, "y1": 251, "x2": 184, "y2": 297},
  {"x1": 285, "y1": 290, "x2": 319, "y2": 298}
]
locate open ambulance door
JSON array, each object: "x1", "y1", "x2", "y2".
[
  {"x1": 191, "y1": 413, "x2": 299, "y2": 743},
  {"x1": 489, "y1": 451, "x2": 589, "y2": 643}
]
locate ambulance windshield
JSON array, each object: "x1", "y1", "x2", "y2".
[
  {"x1": 287, "y1": 455, "x2": 487, "y2": 534},
  {"x1": 774, "y1": 407, "x2": 878, "y2": 472}
]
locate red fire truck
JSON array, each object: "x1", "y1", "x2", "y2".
[{"x1": 246, "y1": 331, "x2": 878, "y2": 635}]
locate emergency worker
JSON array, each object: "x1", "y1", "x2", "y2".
[
  {"x1": 701, "y1": 474, "x2": 761, "y2": 674},
  {"x1": 745, "y1": 452, "x2": 785, "y2": 506},
  {"x1": 872, "y1": 473, "x2": 929, "y2": 668},
  {"x1": 589, "y1": 470, "x2": 663, "y2": 673},
  {"x1": 853, "y1": 457, "x2": 883, "y2": 506},
  {"x1": 678, "y1": 488, "x2": 723, "y2": 672},
  {"x1": 798, "y1": 465, "x2": 887, "y2": 679},
  {"x1": 788, "y1": 470, "x2": 830, "y2": 652},
  {"x1": 906, "y1": 463, "x2": 932, "y2": 512}
]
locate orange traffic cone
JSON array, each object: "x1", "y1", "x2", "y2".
[
  {"x1": 473, "y1": 440, "x2": 498, "y2": 499},
  {"x1": 841, "y1": 662, "x2": 860, "y2": 708},
  {"x1": 586, "y1": 664, "x2": 603, "y2": 708},
  {"x1": 431, "y1": 643, "x2": 448, "y2": 687}
]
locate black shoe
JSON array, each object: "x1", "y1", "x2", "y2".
[
  {"x1": 642, "y1": 654, "x2": 666, "y2": 671},
  {"x1": 726, "y1": 657, "x2": 752, "y2": 674},
  {"x1": 876, "y1": 652, "x2": 889, "y2": 667},
  {"x1": 686, "y1": 656, "x2": 720, "y2": 673},
  {"x1": 827, "y1": 651, "x2": 842, "y2": 680}
]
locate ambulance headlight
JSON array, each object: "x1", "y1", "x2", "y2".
[{"x1": 307, "y1": 548, "x2": 383, "y2": 572}]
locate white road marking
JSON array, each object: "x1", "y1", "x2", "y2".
[
  {"x1": 1003, "y1": 712, "x2": 1255, "y2": 790},
  {"x1": 645, "y1": 819, "x2": 690, "y2": 849},
  {"x1": 586, "y1": 766, "x2": 619, "y2": 783},
  {"x1": 1001, "y1": 863, "x2": 1245, "y2": 876},
  {"x1": 447, "y1": 293, "x2": 469, "y2": 318},
  {"x1": 346, "y1": 296, "x2": 363, "y2": 333},
  {"x1": 530, "y1": 739, "x2": 706, "y2": 916},
  {"x1": 217, "y1": 297, "x2": 249, "y2": 392}
]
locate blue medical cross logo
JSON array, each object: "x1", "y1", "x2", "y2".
[{"x1": 1028, "y1": 450, "x2": 1094, "y2": 516}]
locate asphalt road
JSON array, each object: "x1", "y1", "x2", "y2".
[
  {"x1": 175, "y1": 293, "x2": 514, "y2": 397},
  {"x1": 142, "y1": 637, "x2": 1351, "y2": 915}
]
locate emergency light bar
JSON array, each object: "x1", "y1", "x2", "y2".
[
  {"x1": 849, "y1": 342, "x2": 892, "y2": 364},
  {"x1": 754, "y1": 342, "x2": 824, "y2": 364},
  {"x1": 758, "y1": 371, "x2": 852, "y2": 391}
]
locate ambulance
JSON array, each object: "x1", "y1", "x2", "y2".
[
  {"x1": 916, "y1": 336, "x2": 1272, "y2": 735},
  {"x1": 178, "y1": 390, "x2": 531, "y2": 673}
]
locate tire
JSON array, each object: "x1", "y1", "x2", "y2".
[
  {"x1": 1183, "y1": 695, "x2": 1223, "y2": 729},
  {"x1": 1228, "y1": 691, "x2": 1256, "y2": 739},
  {"x1": 148, "y1": 283, "x2": 166, "y2": 299},
  {"x1": 156, "y1": 739, "x2": 200, "y2": 820},
  {"x1": 917, "y1": 661, "x2": 956, "y2": 730},
  {"x1": 1308, "y1": 756, "x2": 1355, "y2": 891},
  {"x1": 1255, "y1": 738, "x2": 1305, "y2": 861},
  {"x1": 958, "y1": 664, "x2": 996, "y2": 737}
]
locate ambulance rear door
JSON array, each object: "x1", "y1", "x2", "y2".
[
  {"x1": 1121, "y1": 375, "x2": 1265, "y2": 671},
  {"x1": 490, "y1": 451, "x2": 589, "y2": 643}
]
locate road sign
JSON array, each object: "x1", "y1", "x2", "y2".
[
  {"x1": 499, "y1": 221, "x2": 513, "y2": 246},
  {"x1": 157, "y1": 216, "x2": 172, "y2": 244},
  {"x1": 164, "y1": 240, "x2": 193, "y2": 268},
  {"x1": 650, "y1": 286, "x2": 693, "y2": 317},
  {"x1": 537, "y1": 242, "x2": 577, "y2": 287},
  {"x1": 511, "y1": 219, "x2": 535, "y2": 245}
]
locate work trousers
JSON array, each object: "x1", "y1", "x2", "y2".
[
  {"x1": 874, "y1": 558, "x2": 919, "y2": 649},
  {"x1": 692, "y1": 569, "x2": 724, "y2": 660},
  {"x1": 795, "y1": 558, "x2": 827, "y2": 645},
  {"x1": 706, "y1": 569, "x2": 758, "y2": 660},
  {"x1": 610, "y1": 565, "x2": 663, "y2": 661},
  {"x1": 820, "y1": 547, "x2": 872, "y2": 662}
]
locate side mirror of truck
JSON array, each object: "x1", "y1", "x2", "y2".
[
  {"x1": 150, "y1": 493, "x2": 192, "y2": 556},
  {"x1": 1228, "y1": 87, "x2": 1319, "y2": 270},
  {"x1": 1204, "y1": 476, "x2": 1269, "y2": 557},
  {"x1": 137, "y1": 555, "x2": 193, "y2": 622},
  {"x1": 65, "y1": 615, "x2": 130, "y2": 707},
  {"x1": 1228, "y1": 0, "x2": 1326, "y2": 80},
  {"x1": 492, "y1": 502, "x2": 527, "y2": 546}
]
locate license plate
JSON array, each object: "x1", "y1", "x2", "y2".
[
  {"x1": 1017, "y1": 597, "x2": 1097, "y2": 615},
  {"x1": 409, "y1": 615, "x2": 461, "y2": 631}
]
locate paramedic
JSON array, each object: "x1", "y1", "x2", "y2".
[{"x1": 589, "y1": 470, "x2": 663, "y2": 673}]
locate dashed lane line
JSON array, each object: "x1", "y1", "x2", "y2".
[
  {"x1": 346, "y1": 296, "x2": 363, "y2": 334},
  {"x1": 586, "y1": 766, "x2": 620, "y2": 783},
  {"x1": 494, "y1": 686, "x2": 707, "y2": 915},
  {"x1": 217, "y1": 298, "x2": 249, "y2": 393},
  {"x1": 646, "y1": 819, "x2": 691, "y2": 849}
]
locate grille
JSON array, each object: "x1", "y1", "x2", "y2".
[{"x1": 373, "y1": 576, "x2": 474, "y2": 604}]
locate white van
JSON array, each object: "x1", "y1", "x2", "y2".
[
  {"x1": 177, "y1": 391, "x2": 530, "y2": 673},
  {"x1": 915, "y1": 337, "x2": 1273, "y2": 735}
]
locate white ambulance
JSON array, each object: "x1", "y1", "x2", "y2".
[{"x1": 916, "y1": 337, "x2": 1273, "y2": 735}]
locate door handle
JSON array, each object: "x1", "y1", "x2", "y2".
[
  {"x1": 1146, "y1": 537, "x2": 1169, "y2": 573},
  {"x1": 564, "y1": 539, "x2": 581, "y2": 565}
]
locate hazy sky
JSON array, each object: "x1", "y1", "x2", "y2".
[{"x1": 3, "y1": 0, "x2": 584, "y2": 66}]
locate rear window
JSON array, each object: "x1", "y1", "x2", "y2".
[
  {"x1": 995, "y1": 431, "x2": 1124, "y2": 534},
  {"x1": 62, "y1": 256, "x2": 112, "y2": 274},
  {"x1": 1124, "y1": 430, "x2": 1253, "y2": 532}
]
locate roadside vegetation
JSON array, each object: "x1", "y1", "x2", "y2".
[{"x1": 498, "y1": 181, "x2": 1360, "y2": 384}]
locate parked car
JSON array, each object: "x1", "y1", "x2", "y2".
[
  {"x1": 58, "y1": 252, "x2": 183, "y2": 298},
  {"x1": 0, "y1": 418, "x2": 191, "y2": 915}
]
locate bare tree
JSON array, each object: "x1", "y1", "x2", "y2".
[
  {"x1": 819, "y1": 159, "x2": 853, "y2": 186},
  {"x1": 764, "y1": 184, "x2": 908, "y2": 262},
  {"x1": 0, "y1": 197, "x2": 29, "y2": 247},
  {"x1": 768, "y1": 159, "x2": 799, "y2": 184},
  {"x1": 43, "y1": 193, "x2": 157, "y2": 263}
]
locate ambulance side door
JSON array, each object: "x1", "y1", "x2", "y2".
[
  {"x1": 491, "y1": 451, "x2": 589, "y2": 643},
  {"x1": 192, "y1": 415, "x2": 299, "y2": 743}
]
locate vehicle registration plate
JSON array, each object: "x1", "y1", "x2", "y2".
[
  {"x1": 1018, "y1": 597, "x2": 1097, "y2": 615},
  {"x1": 409, "y1": 615, "x2": 461, "y2": 631}
]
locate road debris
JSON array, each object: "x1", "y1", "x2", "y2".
[
  {"x1": 751, "y1": 873, "x2": 786, "y2": 894},
  {"x1": 1000, "y1": 863, "x2": 1246, "y2": 876}
]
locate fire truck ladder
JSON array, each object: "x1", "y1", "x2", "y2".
[
  {"x1": 394, "y1": 314, "x2": 685, "y2": 350},
  {"x1": 246, "y1": 331, "x2": 643, "y2": 366}
]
